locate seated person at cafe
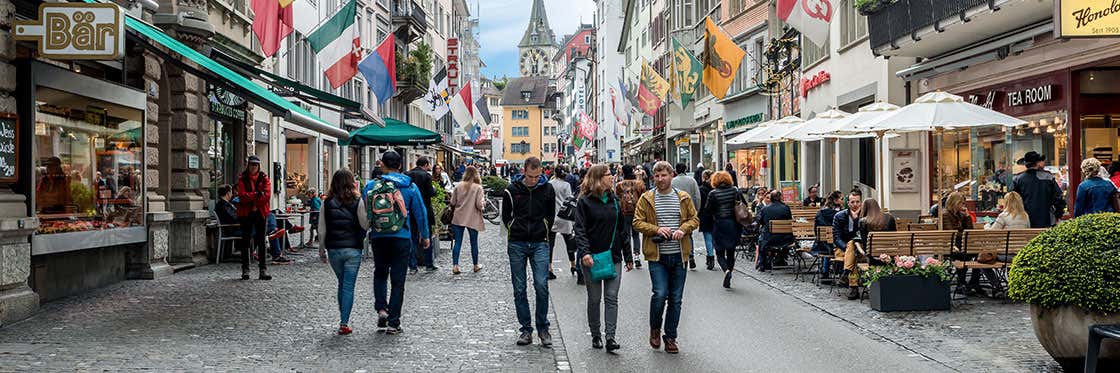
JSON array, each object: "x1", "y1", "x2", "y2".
[
  {"x1": 215, "y1": 184, "x2": 242, "y2": 259},
  {"x1": 844, "y1": 198, "x2": 896, "y2": 300},
  {"x1": 757, "y1": 191, "x2": 793, "y2": 272},
  {"x1": 831, "y1": 189, "x2": 863, "y2": 251},
  {"x1": 813, "y1": 191, "x2": 844, "y2": 278},
  {"x1": 943, "y1": 191, "x2": 1001, "y2": 297}
]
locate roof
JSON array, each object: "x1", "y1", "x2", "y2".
[{"x1": 500, "y1": 76, "x2": 553, "y2": 107}]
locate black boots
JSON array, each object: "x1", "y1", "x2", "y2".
[
  {"x1": 847, "y1": 287, "x2": 860, "y2": 300},
  {"x1": 706, "y1": 256, "x2": 715, "y2": 271}
]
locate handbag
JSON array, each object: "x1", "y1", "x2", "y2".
[
  {"x1": 588, "y1": 200, "x2": 620, "y2": 282},
  {"x1": 734, "y1": 194, "x2": 754, "y2": 227},
  {"x1": 557, "y1": 196, "x2": 577, "y2": 221},
  {"x1": 976, "y1": 252, "x2": 999, "y2": 264},
  {"x1": 440, "y1": 194, "x2": 455, "y2": 225}
]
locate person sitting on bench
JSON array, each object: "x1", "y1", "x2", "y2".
[
  {"x1": 844, "y1": 198, "x2": 896, "y2": 300},
  {"x1": 757, "y1": 191, "x2": 793, "y2": 272}
]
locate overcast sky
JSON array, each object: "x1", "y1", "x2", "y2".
[{"x1": 474, "y1": 0, "x2": 597, "y2": 79}]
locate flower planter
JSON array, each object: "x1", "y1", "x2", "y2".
[
  {"x1": 869, "y1": 275, "x2": 950, "y2": 312},
  {"x1": 1030, "y1": 305, "x2": 1120, "y2": 372}
]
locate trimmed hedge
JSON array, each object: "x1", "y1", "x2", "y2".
[
  {"x1": 482, "y1": 176, "x2": 509, "y2": 196},
  {"x1": 1008, "y1": 213, "x2": 1120, "y2": 313}
]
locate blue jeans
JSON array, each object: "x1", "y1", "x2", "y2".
[
  {"x1": 451, "y1": 225, "x2": 479, "y2": 266},
  {"x1": 508, "y1": 241, "x2": 551, "y2": 333},
  {"x1": 372, "y1": 237, "x2": 410, "y2": 327},
  {"x1": 411, "y1": 231, "x2": 437, "y2": 269},
  {"x1": 702, "y1": 232, "x2": 716, "y2": 257},
  {"x1": 327, "y1": 248, "x2": 363, "y2": 325},
  {"x1": 649, "y1": 253, "x2": 687, "y2": 339}
]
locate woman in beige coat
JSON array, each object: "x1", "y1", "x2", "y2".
[{"x1": 450, "y1": 166, "x2": 486, "y2": 274}]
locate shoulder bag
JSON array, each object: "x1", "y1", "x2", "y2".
[
  {"x1": 734, "y1": 192, "x2": 754, "y2": 227},
  {"x1": 589, "y1": 200, "x2": 619, "y2": 282}
]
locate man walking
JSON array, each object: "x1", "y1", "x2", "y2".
[
  {"x1": 671, "y1": 163, "x2": 701, "y2": 269},
  {"x1": 501, "y1": 157, "x2": 556, "y2": 347},
  {"x1": 407, "y1": 157, "x2": 438, "y2": 271},
  {"x1": 364, "y1": 151, "x2": 429, "y2": 334},
  {"x1": 1012, "y1": 151, "x2": 1066, "y2": 228},
  {"x1": 235, "y1": 155, "x2": 272, "y2": 280},
  {"x1": 633, "y1": 161, "x2": 699, "y2": 354}
]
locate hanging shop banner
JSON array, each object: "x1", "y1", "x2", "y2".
[
  {"x1": 14, "y1": 3, "x2": 125, "y2": 60},
  {"x1": 891, "y1": 150, "x2": 919, "y2": 193},
  {"x1": 1056, "y1": 0, "x2": 1120, "y2": 38},
  {"x1": 447, "y1": 38, "x2": 460, "y2": 92}
]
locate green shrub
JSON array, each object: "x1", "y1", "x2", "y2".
[
  {"x1": 481, "y1": 175, "x2": 509, "y2": 195},
  {"x1": 1008, "y1": 213, "x2": 1120, "y2": 313},
  {"x1": 432, "y1": 182, "x2": 448, "y2": 230}
]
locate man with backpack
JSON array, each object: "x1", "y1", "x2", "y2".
[
  {"x1": 363, "y1": 151, "x2": 429, "y2": 335},
  {"x1": 501, "y1": 157, "x2": 556, "y2": 347},
  {"x1": 615, "y1": 165, "x2": 646, "y2": 269}
]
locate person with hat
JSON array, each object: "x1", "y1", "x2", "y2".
[
  {"x1": 1011, "y1": 151, "x2": 1066, "y2": 228},
  {"x1": 235, "y1": 155, "x2": 272, "y2": 280}
]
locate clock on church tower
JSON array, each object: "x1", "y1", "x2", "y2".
[
  {"x1": 517, "y1": 0, "x2": 557, "y2": 77},
  {"x1": 519, "y1": 48, "x2": 551, "y2": 76}
]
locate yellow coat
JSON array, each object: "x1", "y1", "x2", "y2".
[{"x1": 632, "y1": 188, "x2": 700, "y2": 263}]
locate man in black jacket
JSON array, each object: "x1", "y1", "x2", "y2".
[
  {"x1": 408, "y1": 156, "x2": 438, "y2": 271},
  {"x1": 831, "y1": 190, "x2": 864, "y2": 299},
  {"x1": 501, "y1": 157, "x2": 556, "y2": 348},
  {"x1": 757, "y1": 191, "x2": 793, "y2": 272},
  {"x1": 1012, "y1": 151, "x2": 1066, "y2": 228},
  {"x1": 215, "y1": 184, "x2": 241, "y2": 261}
]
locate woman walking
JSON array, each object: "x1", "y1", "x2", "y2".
[
  {"x1": 697, "y1": 170, "x2": 716, "y2": 271},
  {"x1": 317, "y1": 169, "x2": 370, "y2": 335},
  {"x1": 704, "y1": 171, "x2": 743, "y2": 288},
  {"x1": 450, "y1": 166, "x2": 486, "y2": 274},
  {"x1": 549, "y1": 167, "x2": 580, "y2": 283},
  {"x1": 573, "y1": 164, "x2": 634, "y2": 352}
]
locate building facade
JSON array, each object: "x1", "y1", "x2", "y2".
[{"x1": 501, "y1": 77, "x2": 553, "y2": 164}]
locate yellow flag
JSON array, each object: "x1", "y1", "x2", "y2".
[
  {"x1": 638, "y1": 60, "x2": 670, "y2": 116},
  {"x1": 702, "y1": 17, "x2": 746, "y2": 99}
]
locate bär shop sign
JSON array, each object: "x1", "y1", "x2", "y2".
[
  {"x1": 1057, "y1": 0, "x2": 1120, "y2": 37},
  {"x1": 14, "y1": 3, "x2": 125, "y2": 60}
]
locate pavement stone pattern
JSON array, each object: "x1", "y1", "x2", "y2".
[
  {"x1": 736, "y1": 262, "x2": 1063, "y2": 372},
  {"x1": 0, "y1": 225, "x2": 562, "y2": 372}
]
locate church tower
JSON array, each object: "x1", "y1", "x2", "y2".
[{"x1": 519, "y1": 0, "x2": 558, "y2": 77}]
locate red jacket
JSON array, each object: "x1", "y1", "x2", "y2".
[{"x1": 235, "y1": 171, "x2": 271, "y2": 218}]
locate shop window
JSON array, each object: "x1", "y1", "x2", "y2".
[
  {"x1": 34, "y1": 87, "x2": 144, "y2": 234},
  {"x1": 840, "y1": 0, "x2": 868, "y2": 47},
  {"x1": 802, "y1": 37, "x2": 829, "y2": 68}
]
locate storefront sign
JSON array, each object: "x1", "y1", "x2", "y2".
[
  {"x1": 726, "y1": 113, "x2": 765, "y2": 130},
  {"x1": 891, "y1": 150, "x2": 919, "y2": 193},
  {"x1": 1007, "y1": 85, "x2": 1055, "y2": 107},
  {"x1": 800, "y1": 70, "x2": 831, "y2": 97},
  {"x1": 255, "y1": 121, "x2": 270, "y2": 143},
  {"x1": 447, "y1": 38, "x2": 459, "y2": 91},
  {"x1": 689, "y1": 134, "x2": 700, "y2": 143},
  {"x1": 13, "y1": 3, "x2": 125, "y2": 60},
  {"x1": 1057, "y1": 0, "x2": 1120, "y2": 38},
  {"x1": 187, "y1": 154, "x2": 200, "y2": 169},
  {"x1": 208, "y1": 85, "x2": 247, "y2": 122},
  {"x1": 0, "y1": 114, "x2": 18, "y2": 183}
]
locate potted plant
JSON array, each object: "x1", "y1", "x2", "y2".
[
  {"x1": 432, "y1": 182, "x2": 451, "y2": 241},
  {"x1": 854, "y1": 0, "x2": 897, "y2": 15},
  {"x1": 395, "y1": 43, "x2": 432, "y2": 103},
  {"x1": 863, "y1": 255, "x2": 952, "y2": 312},
  {"x1": 1009, "y1": 213, "x2": 1120, "y2": 372}
]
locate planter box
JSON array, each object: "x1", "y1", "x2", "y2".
[
  {"x1": 1031, "y1": 305, "x2": 1120, "y2": 372},
  {"x1": 869, "y1": 275, "x2": 951, "y2": 312}
]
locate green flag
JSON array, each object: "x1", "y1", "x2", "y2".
[{"x1": 671, "y1": 37, "x2": 703, "y2": 108}]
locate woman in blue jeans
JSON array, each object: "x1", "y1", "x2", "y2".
[
  {"x1": 450, "y1": 166, "x2": 486, "y2": 274},
  {"x1": 318, "y1": 169, "x2": 369, "y2": 335}
]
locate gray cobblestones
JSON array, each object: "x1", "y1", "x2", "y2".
[
  {"x1": 737, "y1": 266, "x2": 1062, "y2": 372},
  {"x1": 0, "y1": 225, "x2": 559, "y2": 372}
]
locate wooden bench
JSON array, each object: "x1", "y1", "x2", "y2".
[
  {"x1": 791, "y1": 209, "x2": 818, "y2": 222},
  {"x1": 856, "y1": 232, "x2": 915, "y2": 271},
  {"x1": 955, "y1": 228, "x2": 1046, "y2": 270},
  {"x1": 910, "y1": 231, "x2": 958, "y2": 258},
  {"x1": 907, "y1": 222, "x2": 938, "y2": 231},
  {"x1": 895, "y1": 218, "x2": 913, "y2": 231}
]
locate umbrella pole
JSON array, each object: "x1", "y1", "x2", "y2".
[
  {"x1": 936, "y1": 129, "x2": 945, "y2": 230},
  {"x1": 876, "y1": 133, "x2": 885, "y2": 205}
]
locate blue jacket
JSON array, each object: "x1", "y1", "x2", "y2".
[
  {"x1": 1074, "y1": 177, "x2": 1117, "y2": 217},
  {"x1": 832, "y1": 209, "x2": 859, "y2": 249},
  {"x1": 363, "y1": 172, "x2": 430, "y2": 240}
]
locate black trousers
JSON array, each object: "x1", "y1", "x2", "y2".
[
  {"x1": 547, "y1": 231, "x2": 577, "y2": 263},
  {"x1": 239, "y1": 214, "x2": 267, "y2": 270},
  {"x1": 716, "y1": 248, "x2": 736, "y2": 272}
]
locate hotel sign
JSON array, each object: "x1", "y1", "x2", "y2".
[
  {"x1": 1057, "y1": 0, "x2": 1120, "y2": 38},
  {"x1": 13, "y1": 3, "x2": 125, "y2": 60}
]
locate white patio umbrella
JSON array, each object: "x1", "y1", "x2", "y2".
[
  {"x1": 746, "y1": 116, "x2": 806, "y2": 144},
  {"x1": 725, "y1": 121, "x2": 773, "y2": 145},
  {"x1": 782, "y1": 109, "x2": 850, "y2": 142},
  {"x1": 816, "y1": 102, "x2": 901, "y2": 138}
]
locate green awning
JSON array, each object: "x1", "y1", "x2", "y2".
[
  {"x1": 102, "y1": 3, "x2": 349, "y2": 139},
  {"x1": 341, "y1": 118, "x2": 442, "y2": 146},
  {"x1": 209, "y1": 50, "x2": 366, "y2": 119}
]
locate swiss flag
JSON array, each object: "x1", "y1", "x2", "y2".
[{"x1": 777, "y1": 0, "x2": 833, "y2": 47}]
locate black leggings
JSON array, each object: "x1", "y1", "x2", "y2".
[
  {"x1": 548, "y1": 231, "x2": 577, "y2": 263},
  {"x1": 715, "y1": 247, "x2": 736, "y2": 272},
  {"x1": 239, "y1": 214, "x2": 267, "y2": 270}
]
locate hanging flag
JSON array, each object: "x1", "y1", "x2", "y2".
[
  {"x1": 308, "y1": 0, "x2": 359, "y2": 89},
  {"x1": 417, "y1": 66, "x2": 451, "y2": 119},
  {"x1": 291, "y1": 0, "x2": 320, "y2": 36},
  {"x1": 777, "y1": 0, "x2": 832, "y2": 48},
  {"x1": 449, "y1": 83, "x2": 474, "y2": 132},
  {"x1": 473, "y1": 94, "x2": 491, "y2": 126},
  {"x1": 702, "y1": 17, "x2": 747, "y2": 100},
  {"x1": 251, "y1": 0, "x2": 294, "y2": 57},
  {"x1": 671, "y1": 37, "x2": 703, "y2": 108},
  {"x1": 358, "y1": 34, "x2": 396, "y2": 104},
  {"x1": 467, "y1": 125, "x2": 482, "y2": 144},
  {"x1": 637, "y1": 60, "x2": 670, "y2": 116}
]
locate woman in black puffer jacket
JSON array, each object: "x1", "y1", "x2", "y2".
[{"x1": 704, "y1": 171, "x2": 743, "y2": 289}]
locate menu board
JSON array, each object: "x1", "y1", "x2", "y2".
[{"x1": 0, "y1": 113, "x2": 17, "y2": 183}]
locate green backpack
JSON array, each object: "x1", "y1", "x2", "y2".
[{"x1": 366, "y1": 177, "x2": 409, "y2": 233}]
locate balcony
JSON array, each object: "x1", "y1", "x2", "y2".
[
  {"x1": 392, "y1": 0, "x2": 428, "y2": 44},
  {"x1": 866, "y1": 0, "x2": 1053, "y2": 58}
]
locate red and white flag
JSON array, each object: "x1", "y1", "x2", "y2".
[{"x1": 777, "y1": 0, "x2": 833, "y2": 47}]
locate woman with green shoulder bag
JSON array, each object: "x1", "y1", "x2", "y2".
[{"x1": 573, "y1": 164, "x2": 634, "y2": 353}]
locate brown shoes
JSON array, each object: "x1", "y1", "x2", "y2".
[
  {"x1": 649, "y1": 328, "x2": 661, "y2": 349},
  {"x1": 664, "y1": 338, "x2": 679, "y2": 354}
]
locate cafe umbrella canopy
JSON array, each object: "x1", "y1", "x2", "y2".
[{"x1": 341, "y1": 118, "x2": 443, "y2": 146}]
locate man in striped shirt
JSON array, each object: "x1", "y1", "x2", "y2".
[{"x1": 633, "y1": 161, "x2": 700, "y2": 354}]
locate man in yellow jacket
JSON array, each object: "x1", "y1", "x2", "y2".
[{"x1": 633, "y1": 161, "x2": 700, "y2": 354}]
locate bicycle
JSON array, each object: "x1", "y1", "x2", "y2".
[{"x1": 482, "y1": 187, "x2": 502, "y2": 225}]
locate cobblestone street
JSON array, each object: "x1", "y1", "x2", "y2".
[{"x1": 0, "y1": 224, "x2": 559, "y2": 372}]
